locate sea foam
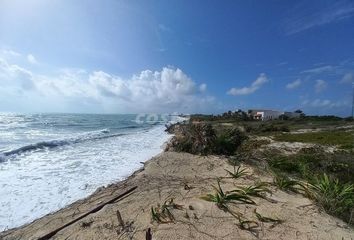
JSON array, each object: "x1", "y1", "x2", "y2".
[{"x1": 0, "y1": 114, "x2": 172, "y2": 231}]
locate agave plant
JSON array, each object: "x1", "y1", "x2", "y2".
[
  {"x1": 235, "y1": 182, "x2": 272, "y2": 198},
  {"x1": 225, "y1": 166, "x2": 249, "y2": 179},
  {"x1": 201, "y1": 179, "x2": 255, "y2": 211}
]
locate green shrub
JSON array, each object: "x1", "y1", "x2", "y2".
[
  {"x1": 168, "y1": 123, "x2": 248, "y2": 155},
  {"x1": 269, "y1": 157, "x2": 302, "y2": 173},
  {"x1": 250, "y1": 123, "x2": 291, "y2": 133},
  {"x1": 214, "y1": 128, "x2": 248, "y2": 155},
  {"x1": 280, "y1": 125, "x2": 290, "y2": 132},
  {"x1": 168, "y1": 123, "x2": 216, "y2": 155}
]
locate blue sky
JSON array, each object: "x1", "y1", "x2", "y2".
[{"x1": 0, "y1": 0, "x2": 354, "y2": 116}]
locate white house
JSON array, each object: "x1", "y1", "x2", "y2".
[{"x1": 248, "y1": 109, "x2": 300, "y2": 121}]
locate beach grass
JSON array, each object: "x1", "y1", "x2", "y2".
[
  {"x1": 273, "y1": 130, "x2": 354, "y2": 150},
  {"x1": 307, "y1": 174, "x2": 354, "y2": 223},
  {"x1": 272, "y1": 174, "x2": 304, "y2": 193}
]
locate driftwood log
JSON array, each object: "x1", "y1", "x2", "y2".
[{"x1": 38, "y1": 186, "x2": 137, "y2": 240}]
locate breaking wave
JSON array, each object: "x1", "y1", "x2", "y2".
[{"x1": 0, "y1": 129, "x2": 125, "y2": 161}]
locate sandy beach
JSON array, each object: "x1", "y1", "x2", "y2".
[
  {"x1": 1, "y1": 1, "x2": 353, "y2": 239},
  {"x1": 1, "y1": 149, "x2": 353, "y2": 240}
]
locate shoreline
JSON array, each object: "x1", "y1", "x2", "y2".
[
  {"x1": 0, "y1": 122, "x2": 174, "y2": 232},
  {"x1": 0, "y1": 122, "x2": 172, "y2": 232},
  {"x1": 0, "y1": 151, "x2": 158, "y2": 238},
  {"x1": 1, "y1": 151, "x2": 353, "y2": 239}
]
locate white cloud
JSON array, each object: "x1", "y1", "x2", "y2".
[
  {"x1": 301, "y1": 65, "x2": 334, "y2": 74},
  {"x1": 310, "y1": 99, "x2": 331, "y2": 107},
  {"x1": 286, "y1": 79, "x2": 301, "y2": 89},
  {"x1": 277, "y1": 61, "x2": 288, "y2": 66},
  {"x1": 302, "y1": 98, "x2": 349, "y2": 108},
  {"x1": 1, "y1": 49, "x2": 21, "y2": 57},
  {"x1": 35, "y1": 69, "x2": 95, "y2": 98},
  {"x1": 340, "y1": 73, "x2": 353, "y2": 84},
  {"x1": 314, "y1": 79, "x2": 327, "y2": 93},
  {"x1": 285, "y1": 0, "x2": 354, "y2": 35},
  {"x1": 199, "y1": 83, "x2": 207, "y2": 92},
  {"x1": 27, "y1": 54, "x2": 38, "y2": 64},
  {"x1": 0, "y1": 57, "x2": 34, "y2": 90},
  {"x1": 227, "y1": 73, "x2": 268, "y2": 96},
  {"x1": 0, "y1": 57, "x2": 212, "y2": 113}
]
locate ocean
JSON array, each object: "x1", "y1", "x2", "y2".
[{"x1": 0, "y1": 113, "x2": 176, "y2": 231}]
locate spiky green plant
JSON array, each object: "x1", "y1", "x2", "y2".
[
  {"x1": 200, "y1": 180, "x2": 255, "y2": 211},
  {"x1": 235, "y1": 182, "x2": 271, "y2": 198},
  {"x1": 273, "y1": 174, "x2": 304, "y2": 192},
  {"x1": 308, "y1": 173, "x2": 354, "y2": 218},
  {"x1": 225, "y1": 166, "x2": 248, "y2": 179}
]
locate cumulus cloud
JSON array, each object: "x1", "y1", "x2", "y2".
[
  {"x1": 340, "y1": 73, "x2": 353, "y2": 84},
  {"x1": 227, "y1": 73, "x2": 268, "y2": 96},
  {"x1": 27, "y1": 54, "x2": 38, "y2": 64},
  {"x1": 88, "y1": 67, "x2": 201, "y2": 107},
  {"x1": 286, "y1": 79, "x2": 301, "y2": 89},
  {"x1": 0, "y1": 57, "x2": 212, "y2": 113},
  {"x1": 314, "y1": 79, "x2": 327, "y2": 93}
]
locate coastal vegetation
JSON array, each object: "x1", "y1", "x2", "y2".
[
  {"x1": 274, "y1": 130, "x2": 354, "y2": 150},
  {"x1": 166, "y1": 112, "x2": 354, "y2": 225},
  {"x1": 308, "y1": 174, "x2": 354, "y2": 221},
  {"x1": 266, "y1": 149, "x2": 354, "y2": 223},
  {"x1": 166, "y1": 122, "x2": 247, "y2": 155},
  {"x1": 199, "y1": 167, "x2": 288, "y2": 235}
]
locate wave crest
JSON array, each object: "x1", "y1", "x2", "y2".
[{"x1": 1, "y1": 129, "x2": 124, "y2": 160}]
